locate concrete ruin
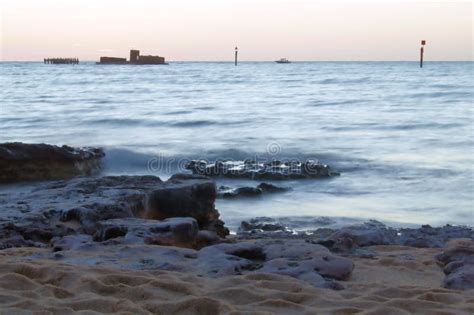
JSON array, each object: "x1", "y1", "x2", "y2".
[{"x1": 97, "y1": 49, "x2": 167, "y2": 65}]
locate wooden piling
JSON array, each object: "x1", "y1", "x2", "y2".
[{"x1": 44, "y1": 58, "x2": 79, "y2": 65}]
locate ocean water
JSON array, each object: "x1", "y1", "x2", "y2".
[{"x1": 1, "y1": 61, "x2": 473, "y2": 230}]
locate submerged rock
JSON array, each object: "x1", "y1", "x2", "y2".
[
  {"x1": 240, "y1": 217, "x2": 288, "y2": 233},
  {"x1": 0, "y1": 142, "x2": 105, "y2": 183},
  {"x1": 185, "y1": 159, "x2": 337, "y2": 180},
  {"x1": 217, "y1": 183, "x2": 289, "y2": 199}
]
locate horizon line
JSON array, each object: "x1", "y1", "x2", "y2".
[{"x1": 1, "y1": 60, "x2": 473, "y2": 63}]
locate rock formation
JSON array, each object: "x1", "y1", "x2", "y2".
[
  {"x1": 185, "y1": 159, "x2": 338, "y2": 180},
  {"x1": 0, "y1": 142, "x2": 104, "y2": 182}
]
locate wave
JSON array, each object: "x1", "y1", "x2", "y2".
[
  {"x1": 100, "y1": 147, "x2": 371, "y2": 176},
  {"x1": 317, "y1": 77, "x2": 371, "y2": 84},
  {"x1": 407, "y1": 91, "x2": 473, "y2": 99},
  {"x1": 87, "y1": 118, "x2": 248, "y2": 128},
  {"x1": 322, "y1": 122, "x2": 464, "y2": 131},
  {"x1": 308, "y1": 99, "x2": 372, "y2": 107}
]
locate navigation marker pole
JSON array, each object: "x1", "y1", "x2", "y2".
[
  {"x1": 235, "y1": 46, "x2": 238, "y2": 66},
  {"x1": 420, "y1": 40, "x2": 426, "y2": 68}
]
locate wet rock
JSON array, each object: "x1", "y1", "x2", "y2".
[
  {"x1": 60, "y1": 204, "x2": 135, "y2": 234},
  {"x1": 185, "y1": 159, "x2": 337, "y2": 180},
  {"x1": 258, "y1": 239, "x2": 354, "y2": 281},
  {"x1": 50, "y1": 234, "x2": 93, "y2": 252},
  {"x1": 95, "y1": 217, "x2": 199, "y2": 248},
  {"x1": 237, "y1": 216, "x2": 340, "y2": 238},
  {"x1": 196, "y1": 230, "x2": 222, "y2": 248},
  {"x1": 0, "y1": 174, "x2": 229, "y2": 249},
  {"x1": 146, "y1": 176, "x2": 229, "y2": 237},
  {"x1": 0, "y1": 235, "x2": 36, "y2": 249},
  {"x1": 0, "y1": 220, "x2": 73, "y2": 249},
  {"x1": 219, "y1": 186, "x2": 262, "y2": 199},
  {"x1": 196, "y1": 239, "x2": 353, "y2": 288},
  {"x1": 435, "y1": 238, "x2": 474, "y2": 290},
  {"x1": 398, "y1": 224, "x2": 474, "y2": 248},
  {"x1": 318, "y1": 221, "x2": 397, "y2": 252},
  {"x1": 240, "y1": 217, "x2": 287, "y2": 233},
  {"x1": 257, "y1": 182, "x2": 289, "y2": 193},
  {"x1": 0, "y1": 142, "x2": 104, "y2": 183},
  {"x1": 197, "y1": 242, "x2": 266, "y2": 276},
  {"x1": 217, "y1": 183, "x2": 289, "y2": 199}
]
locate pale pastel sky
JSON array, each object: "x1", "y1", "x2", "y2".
[{"x1": 0, "y1": 0, "x2": 472, "y2": 61}]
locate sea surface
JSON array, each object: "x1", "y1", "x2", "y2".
[{"x1": 1, "y1": 61, "x2": 473, "y2": 230}]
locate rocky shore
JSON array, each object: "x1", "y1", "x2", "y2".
[
  {"x1": 0, "y1": 143, "x2": 472, "y2": 314},
  {"x1": 0, "y1": 142, "x2": 104, "y2": 183}
]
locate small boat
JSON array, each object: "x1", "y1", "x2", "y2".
[{"x1": 275, "y1": 58, "x2": 291, "y2": 64}]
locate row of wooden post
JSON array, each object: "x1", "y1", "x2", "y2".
[{"x1": 44, "y1": 58, "x2": 79, "y2": 64}]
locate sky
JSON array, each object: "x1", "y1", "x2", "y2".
[{"x1": 0, "y1": 0, "x2": 472, "y2": 61}]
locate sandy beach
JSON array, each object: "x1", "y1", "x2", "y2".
[{"x1": 0, "y1": 245, "x2": 472, "y2": 315}]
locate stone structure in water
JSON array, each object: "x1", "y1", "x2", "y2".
[
  {"x1": 97, "y1": 49, "x2": 167, "y2": 65},
  {"x1": 185, "y1": 159, "x2": 338, "y2": 180}
]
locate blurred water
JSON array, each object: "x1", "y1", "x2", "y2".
[{"x1": 1, "y1": 61, "x2": 473, "y2": 228}]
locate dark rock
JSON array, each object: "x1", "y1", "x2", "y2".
[
  {"x1": 0, "y1": 235, "x2": 36, "y2": 249},
  {"x1": 196, "y1": 230, "x2": 222, "y2": 248},
  {"x1": 0, "y1": 174, "x2": 229, "y2": 249},
  {"x1": 185, "y1": 159, "x2": 336, "y2": 180},
  {"x1": 0, "y1": 142, "x2": 105, "y2": 183},
  {"x1": 257, "y1": 183, "x2": 289, "y2": 193},
  {"x1": 398, "y1": 224, "x2": 474, "y2": 248},
  {"x1": 318, "y1": 220, "x2": 397, "y2": 252},
  {"x1": 219, "y1": 186, "x2": 263, "y2": 199},
  {"x1": 197, "y1": 242, "x2": 265, "y2": 276},
  {"x1": 435, "y1": 238, "x2": 474, "y2": 290},
  {"x1": 258, "y1": 239, "x2": 354, "y2": 281},
  {"x1": 195, "y1": 239, "x2": 353, "y2": 288},
  {"x1": 168, "y1": 173, "x2": 211, "y2": 181},
  {"x1": 240, "y1": 217, "x2": 287, "y2": 233},
  {"x1": 146, "y1": 176, "x2": 228, "y2": 237},
  {"x1": 50, "y1": 234, "x2": 93, "y2": 252},
  {"x1": 95, "y1": 217, "x2": 199, "y2": 248},
  {"x1": 60, "y1": 203, "x2": 134, "y2": 234},
  {"x1": 217, "y1": 183, "x2": 289, "y2": 199}
]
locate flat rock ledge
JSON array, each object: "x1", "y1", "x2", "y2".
[
  {"x1": 0, "y1": 173, "x2": 354, "y2": 289},
  {"x1": 0, "y1": 174, "x2": 228, "y2": 251},
  {"x1": 1, "y1": 173, "x2": 471, "y2": 290},
  {"x1": 185, "y1": 159, "x2": 338, "y2": 180},
  {"x1": 0, "y1": 142, "x2": 105, "y2": 183},
  {"x1": 239, "y1": 218, "x2": 473, "y2": 251},
  {"x1": 238, "y1": 218, "x2": 474, "y2": 290},
  {"x1": 25, "y1": 238, "x2": 353, "y2": 290}
]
